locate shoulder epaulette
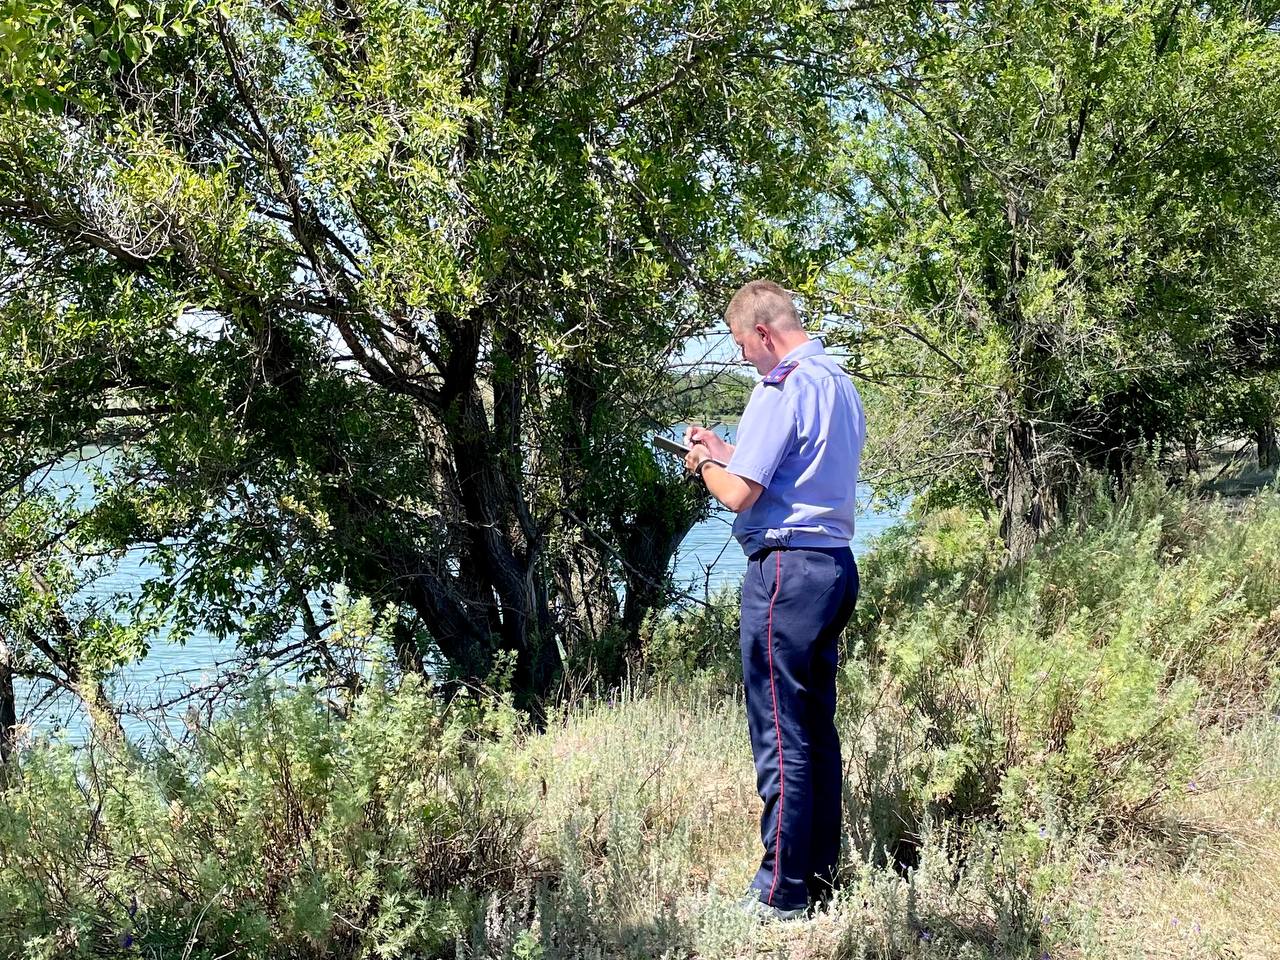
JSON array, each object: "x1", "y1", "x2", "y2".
[{"x1": 763, "y1": 360, "x2": 799, "y2": 386}]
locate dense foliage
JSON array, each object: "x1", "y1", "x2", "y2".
[
  {"x1": 1, "y1": 0, "x2": 1278, "y2": 765},
  {"x1": 1, "y1": 674, "x2": 530, "y2": 958},
  {"x1": 2, "y1": 2, "x2": 1279, "y2": 955},
  {"x1": 824, "y1": 0, "x2": 1280, "y2": 555},
  {"x1": 851, "y1": 479, "x2": 1280, "y2": 839}
]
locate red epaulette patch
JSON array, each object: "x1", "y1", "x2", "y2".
[{"x1": 763, "y1": 360, "x2": 799, "y2": 386}]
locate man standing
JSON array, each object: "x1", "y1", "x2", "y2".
[{"x1": 683, "y1": 280, "x2": 865, "y2": 921}]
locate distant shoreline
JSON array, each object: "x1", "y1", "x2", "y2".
[{"x1": 684, "y1": 416, "x2": 741, "y2": 428}]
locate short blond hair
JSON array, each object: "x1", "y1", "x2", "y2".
[{"x1": 724, "y1": 279, "x2": 801, "y2": 332}]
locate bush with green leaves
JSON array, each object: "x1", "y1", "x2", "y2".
[
  {"x1": 849, "y1": 478, "x2": 1280, "y2": 839},
  {"x1": 0, "y1": 675, "x2": 530, "y2": 959},
  {"x1": 3, "y1": 481, "x2": 1277, "y2": 958},
  {"x1": 638, "y1": 586, "x2": 743, "y2": 694}
]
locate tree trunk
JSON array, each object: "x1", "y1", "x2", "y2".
[
  {"x1": 1184, "y1": 427, "x2": 1201, "y2": 475},
  {"x1": 998, "y1": 418, "x2": 1051, "y2": 564},
  {"x1": 615, "y1": 503, "x2": 701, "y2": 674},
  {"x1": 555, "y1": 545, "x2": 619, "y2": 658},
  {"x1": 444, "y1": 387, "x2": 560, "y2": 708},
  {"x1": 0, "y1": 634, "x2": 16, "y2": 782},
  {"x1": 1257, "y1": 420, "x2": 1279, "y2": 470},
  {"x1": 391, "y1": 616, "x2": 424, "y2": 676}
]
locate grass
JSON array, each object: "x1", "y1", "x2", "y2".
[
  {"x1": 1055, "y1": 706, "x2": 1280, "y2": 960},
  {"x1": 498, "y1": 681, "x2": 1280, "y2": 960},
  {"x1": 496, "y1": 478, "x2": 1280, "y2": 959},
  {"x1": 55, "y1": 664, "x2": 1257, "y2": 960}
]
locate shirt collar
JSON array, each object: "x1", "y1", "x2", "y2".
[{"x1": 780, "y1": 338, "x2": 825, "y2": 364}]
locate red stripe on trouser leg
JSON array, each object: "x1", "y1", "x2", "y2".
[{"x1": 765, "y1": 550, "x2": 785, "y2": 906}]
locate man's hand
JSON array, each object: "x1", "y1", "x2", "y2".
[
  {"x1": 684, "y1": 425, "x2": 735, "y2": 463},
  {"x1": 684, "y1": 445, "x2": 712, "y2": 476},
  {"x1": 682, "y1": 442, "x2": 764, "y2": 513}
]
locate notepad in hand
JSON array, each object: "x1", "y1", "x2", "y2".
[{"x1": 652, "y1": 435, "x2": 726, "y2": 465}]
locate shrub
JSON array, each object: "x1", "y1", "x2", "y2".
[
  {"x1": 639, "y1": 586, "x2": 743, "y2": 693},
  {"x1": 4, "y1": 479, "x2": 1275, "y2": 958},
  {"x1": 0, "y1": 675, "x2": 531, "y2": 959},
  {"x1": 849, "y1": 477, "x2": 1280, "y2": 840}
]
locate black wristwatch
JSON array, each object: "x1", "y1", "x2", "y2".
[{"x1": 694, "y1": 458, "x2": 718, "y2": 480}]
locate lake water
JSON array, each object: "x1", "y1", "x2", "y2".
[
  {"x1": 17, "y1": 431, "x2": 903, "y2": 745},
  {"x1": 669, "y1": 488, "x2": 900, "y2": 599}
]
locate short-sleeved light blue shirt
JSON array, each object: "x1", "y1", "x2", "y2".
[{"x1": 726, "y1": 339, "x2": 866, "y2": 556}]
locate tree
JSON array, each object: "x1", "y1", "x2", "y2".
[
  {"x1": 825, "y1": 0, "x2": 1280, "y2": 556},
  {"x1": 0, "y1": 0, "x2": 862, "y2": 710}
]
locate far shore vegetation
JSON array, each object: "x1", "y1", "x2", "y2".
[{"x1": 672, "y1": 369, "x2": 755, "y2": 428}]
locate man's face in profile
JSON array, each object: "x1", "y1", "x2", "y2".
[{"x1": 731, "y1": 322, "x2": 774, "y2": 375}]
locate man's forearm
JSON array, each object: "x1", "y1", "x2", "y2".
[{"x1": 700, "y1": 462, "x2": 762, "y2": 513}]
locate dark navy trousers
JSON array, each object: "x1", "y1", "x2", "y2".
[{"x1": 740, "y1": 545, "x2": 859, "y2": 911}]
